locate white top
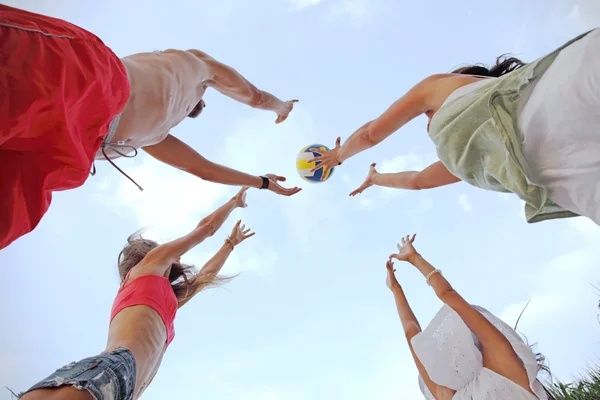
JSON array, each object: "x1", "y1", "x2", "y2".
[{"x1": 411, "y1": 305, "x2": 547, "y2": 400}]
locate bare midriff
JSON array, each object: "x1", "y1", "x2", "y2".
[{"x1": 105, "y1": 305, "x2": 167, "y2": 399}]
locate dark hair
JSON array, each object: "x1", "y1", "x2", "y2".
[
  {"x1": 117, "y1": 230, "x2": 228, "y2": 302},
  {"x1": 452, "y1": 54, "x2": 526, "y2": 77},
  {"x1": 188, "y1": 99, "x2": 206, "y2": 118}
]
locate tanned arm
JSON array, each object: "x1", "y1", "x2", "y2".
[
  {"x1": 385, "y1": 260, "x2": 457, "y2": 400},
  {"x1": 143, "y1": 135, "x2": 301, "y2": 196},
  {"x1": 140, "y1": 188, "x2": 248, "y2": 274},
  {"x1": 390, "y1": 235, "x2": 535, "y2": 396},
  {"x1": 143, "y1": 135, "x2": 263, "y2": 188},
  {"x1": 188, "y1": 49, "x2": 297, "y2": 123},
  {"x1": 309, "y1": 76, "x2": 438, "y2": 169},
  {"x1": 349, "y1": 161, "x2": 461, "y2": 196}
]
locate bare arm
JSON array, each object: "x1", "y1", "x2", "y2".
[
  {"x1": 372, "y1": 161, "x2": 461, "y2": 190},
  {"x1": 143, "y1": 134, "x2": 263, "y2": 188},
  {"x1": 177, "y1": 242, "x2": 233, "y2": 308},
  {"x1": 386, "y1": 261, "x2": 456, "y2": 400},
  {"x1": 349, "y1": 161, "x2": 461, "y2": 197},
  {"x1": 177, "y1": 220, "x2": 255, "y2": 308},
  {"x1": 188, "y1": 49, "x2": 294, "y2": 120},
  {"x1": 140, "y1": 189, "x2": 246, "y2": 273},
  {"x1": 335, "y1": 77, "x2": 437, "y2": 165},
  {"x1": 392, "y1": 236, "x2": 535, "y2": 395}
]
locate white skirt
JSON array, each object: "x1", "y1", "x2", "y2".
[
  {"x1": 411, "y1": 305, "x2": 547, "y2": 400},
  {"x1": 519, "y1": 28, "x2": 600, "y2": 224}
]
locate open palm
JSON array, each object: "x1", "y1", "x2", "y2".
[
  {"x1": 349, "y1": 163, "x2": 378, "y2": 197},
  {"x1": 229, "y1": 220, "x2": 255, "y2": 247},
  {"x1": 389, "y1": 234, "x2": 418, "y2": 262}
]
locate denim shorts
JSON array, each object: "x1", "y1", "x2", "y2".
[{"x1": 19, "y1": 347, "x2": 136, "y2": 400}]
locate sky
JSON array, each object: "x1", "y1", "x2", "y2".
[{"x1": 1, "y1": 0, "x2": 599, "y2": 399}]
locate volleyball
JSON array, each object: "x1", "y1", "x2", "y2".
[{"x1": 296, "y1": 144, "x2": 335, "y2": 183}]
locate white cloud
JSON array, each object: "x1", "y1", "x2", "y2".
[
  {"x1": 287, "y1": 0, "x2": 326, "y2": 11},
  {"x1": 457, "y1": 193, "x2": 473, "y2": 212},
  {"x1": 96, "y1": 156, "x2": 231, "y2": 240}
]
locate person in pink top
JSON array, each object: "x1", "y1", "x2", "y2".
[{"x1": 18, "y1": 187, "x2": 253, "y2": 400}]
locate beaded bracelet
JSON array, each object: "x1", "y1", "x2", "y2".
[
  {"x1": 225, "y1": 237, "x2": 235, "y2": 250},
  {"x1": 425, "y1": 269, "x2": 441, "y2": 285}
]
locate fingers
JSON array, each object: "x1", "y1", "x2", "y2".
[
  {"x1": 310, "y1": 162, "x2": 325, "y2": 173},
  {"x1": 240, "y1": 186, "x2": 249, "y2": 193},
  {"x1": 389, "y1": 254, "x2": 400, "y2": 260},
  {"x1": 410, "y1": 233, "x2": 416, "y2": 243},
  {"x1": 320, "y1": 166, "x2": 330, "y2": 181},
  {"x1": 349, "y1": 188, "x2": 362, "y2": 197},
  {"x1": 370, "y1": 162, "x2": 377, "y2": 169},
  {"x1": 244, "y1": 232, "x2": 256, "y2": 239},
  {"x1": 266, "y1": 174, "x2": 287, "y2": 182},
  {"x1": 289, "y1": 99, "x2": 299, "y2": 104},
  {"x1": 234, "y1": 220, "x2": 242, "y2": 229},
  {"x1": 397, "y1": 243, "x2": 402, "y2": 252},
  {"x1": 308, "y1": 148, "x2": 325, "y2": 158},
  {"x1": 276, "y1": 186, "x2": 302, "y2": 196},
  {"x1": 335, "y1": 137, "x2": 341, "y2": 148}
]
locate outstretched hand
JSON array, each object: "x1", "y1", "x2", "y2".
[
  {"x1": 385, "y1": 259, "x2": 400, "y2": 291},
  {"x1": 349, "y1": 163, "x2": 379, "y2": 197},
  {"x1": 276, "y1": 99, "x2": 299, "y2": 124},
  {"x1": 265, "y1": 174, "x2": 302, "y2": 196},
  {"x1": 389, "y1": 234, "x2": 418, "y2": 263},
  {"x1": 229, "y1": 220, "x2": 255, "y2": 247},
  {"x1": 308, "y1": 137, "x2": 342, "y2": 174},
  {"x1": 232, "y1": 187, "x2": 249, "y2": 208}
]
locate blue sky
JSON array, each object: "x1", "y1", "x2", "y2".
[{"x1": 1, "y1": 0, "x2": 599, "y2": 399}]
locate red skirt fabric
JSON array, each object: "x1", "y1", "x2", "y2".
[{"x1": 0, "y1": 5, "x2": 130, "y2": 249}]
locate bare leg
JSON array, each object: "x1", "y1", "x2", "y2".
[{"x1": 20, "y1": 387, "x2": 94, "y2": 400}]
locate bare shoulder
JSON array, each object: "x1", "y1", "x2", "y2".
[{"x1": 417, "y1": 73, "x2": 491, "y2": 110}]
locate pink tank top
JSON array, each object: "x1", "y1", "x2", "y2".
[{"x1": 110, "y1": 271, "x2": 178, "y2": 346}]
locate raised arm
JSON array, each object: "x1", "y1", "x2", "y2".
[
  {"x1": 188, "y1": 49, "x2": 298, "y2": 123},
  {"x1": 309, "y1": 76, "x2": 438, "y2": 170},
  {"x1": 177, "y1": 220, "x2": 255, "y2": 308},
  {"x1": 142, "y1": 188, "x2": 248, "y2": 272},
  {"x1": 390, "y1": 235, "x2": 536, "y2": 396},
  {"x1": 385, "y1": 259, "x2": 456, "y2": 400},
  {"x1": 142, "y1": 135, "x2": 301, "y2": 196}
]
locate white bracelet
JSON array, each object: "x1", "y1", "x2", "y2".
[{"x1": 425, "y1": 269, "x2": 441, "y2": 285}]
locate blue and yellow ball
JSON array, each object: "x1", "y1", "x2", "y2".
[{"x1": 296, "y1": 144, "x2": 334, "y2": 183}]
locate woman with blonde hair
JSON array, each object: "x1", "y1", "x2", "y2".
[{"x1": 18, "y1": 187, "x2": 254, "y2": 400}]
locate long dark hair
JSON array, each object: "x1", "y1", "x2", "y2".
[
  {"x1": 452, "y1": 54, "x2": 526, "y2": 77},
  {"x1": 514, "y1": 299, "x2": 556, "y2": 399},
  {"x1": 117, "y1": 230, "x2": 229, "y2": 301}
]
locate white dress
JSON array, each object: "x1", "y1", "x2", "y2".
[{"x1": 411, "y1": 305, "x2": 548, "y2": 400}]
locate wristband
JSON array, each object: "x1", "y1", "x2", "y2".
[
  {"x1": 259, "y1": 176, "x2": 269, "y2": 189},
  {"x1": 225, "y1": 237, "x2": 235, "y2": 250}
]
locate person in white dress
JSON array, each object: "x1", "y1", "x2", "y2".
[{"x1": 385, "y1": 234, "x2": 553, "y2": 399}]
